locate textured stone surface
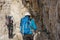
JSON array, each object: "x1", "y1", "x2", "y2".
[
  {"x1": 22, "y1": 0, "x2": 60, "y2": 40},
  {"x1": 0, "y1": 0, "x2": 60, "y2": 40},
  {"x1": 0, "y1": 0, "x2": 27, "y2": 40}
]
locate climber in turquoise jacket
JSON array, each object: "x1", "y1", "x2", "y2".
[
  {"x1": 20, "y1": 13, "x2": 37, "y2": 35},
  {"x1": 20, "y1": 12, "x2": 37, "y2": 35},
  {"x1": 20, "y1": 11, "x2": 37, "y2": 40}
]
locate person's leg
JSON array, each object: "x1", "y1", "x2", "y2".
[
  {"x1": 7, "y1": 25, "x2": 13, "y2": 38},
  {"x1": 23, "y1": 35, "x2": 26, "y2": 40},
  {"x1": 23, "y1": 34, "x2": 33, "y2": 40},
  {"x1": 23, "y1": 35, "x2": 29, "y2": 40},
  {"x1": 28, "y1": 35, "x2": 33, "y2": 40},
  {"x1": 8, "y1": 27, "x2": 11, "y2": 38},
  {"x1": 10, "y1": 26, "x2": 13, "y2": 38},
  {"x1": 12, "y1": 27, "x2": 13, "y2": 38}
]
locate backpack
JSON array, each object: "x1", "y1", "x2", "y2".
[{"x1": 20, "y1": 16, "x2": 31, "y2": 34}]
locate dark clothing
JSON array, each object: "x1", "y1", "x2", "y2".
[
  {"x1": 7, "y1": 23, "x2": 13, "y2": 38},
  {"x1": 23, "y1": 34, "x2": 33, "y2": 40},
  {"x1": 6, "y1": 16, "x2": 13, "y2": 38}
]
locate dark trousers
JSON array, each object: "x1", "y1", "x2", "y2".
[
  {"x1": 23, "y1": 34, "x2": 33, "y2": 40},
  {"x1": 7, "y1": 25, "x2": 13, "y2": 38}
]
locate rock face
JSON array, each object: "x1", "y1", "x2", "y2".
[
  {"x1": 22, "y1": 0, "x2": 60, "y2": 40},
  {"x1": 0, "y1": 0, "x2": 60, "y2": 40},
  {"x1": 0, "y1": 0, "x2": 27, "y2": 40}
]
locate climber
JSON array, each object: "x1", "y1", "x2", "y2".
[
  {"x1": 5, "y1": 14, "x2": 13, "y2": 39},
  {"x1": 20, "y1": 11, "x2": 37, "y2": 40}
]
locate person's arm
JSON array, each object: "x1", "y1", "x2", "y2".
[{"x1": 31, "y1": 19, "x2": 37, "y2": 31}]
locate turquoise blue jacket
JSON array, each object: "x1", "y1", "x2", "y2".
[{"x1": 20, "y1": 16, "x2": 37, "y2": 35}]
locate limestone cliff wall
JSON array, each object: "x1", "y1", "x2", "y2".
[{"x1": 0, "y1": 0, "x2": 28, "y2": 40}]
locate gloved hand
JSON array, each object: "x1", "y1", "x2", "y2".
[{"x1": 33, "y1": 30, "x2": 40, "y2": 35}]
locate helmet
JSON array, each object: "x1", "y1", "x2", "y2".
[
  {"x1": 25, "y1": 12, "x2": 31, "y2": 16},
  {"x1": 8, "y1": 13, "x2": 13, "y2": 20}
]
